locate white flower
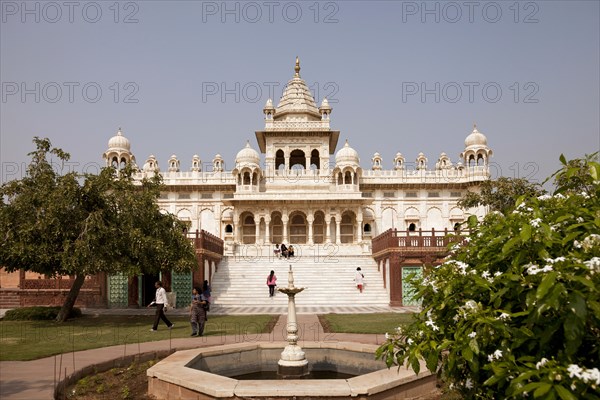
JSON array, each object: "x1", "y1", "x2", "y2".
[
  {"x1": 465, "y1": 378, "x2": 473, "y2": 389},
  {"x1": 554, "y1": 193, "x2": 566, "y2": 199},
  {"x1": 468, "y1": 331, "x2": 477, "y2": 338},
  {"x1": 482, "y1": 270, "x2": 490, "y2": 279},
  {"x1": 574, "y1": 240, "x2": 582, "y2": 249},
  {"x1": 530, "y1": 218, "x2": 542, "y2": 228},
  {"x1": 568, "y1": 364, "x2": 583, "y2": 379},
  {"x1": 385, "y1": 332, "x2": 390, "y2": 340},
  {"x1": 407, "y1": 338, "x2": 414, "y2": 345},
  {"x1": 526, "y1": 263, "x2": 541, "y2": 275},
  {"x1": 395, "y1": 326, "x2": 403, "y2": 334},
  {"x1": 425, "y1": 318, "x2": 439, "y2": 331},
  {"x1": 582, "y1": 234, "x2": 600, "y2": 252},
  {"x1": 584, "y1": 257, "x2": 600, "y2": 274},
  {"x1": 494, "y1": 271, "x2": 503, "y2": 277},
  {"x1": 536, "y1": 358, "x2": 548, "y2": 369},
  {"x1": 493, "y1": 349, "x2": 503, "y2": 359},
  {"x1": 537, "y1": 194, "x2": 552, "y2": 201},
  {"x1": 576, "y1": 217, "x2": 584, "y2": 223},
  {"x1": 517, "y1": 202, "x2": 527, "y2": 210},
  {"x1": 541, "y1": 265, "x2": 554, "y2": 273},
  {"x1": 497, "y1": 313, "x2": 511, "y2": 321}
]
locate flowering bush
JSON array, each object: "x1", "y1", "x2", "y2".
[{"x1": 377, "y1": 155, "x2": 600, "y2": 399}]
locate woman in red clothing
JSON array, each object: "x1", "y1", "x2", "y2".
[{"x1": 266, "y1": 270, "x2": 277, "y2": 297}]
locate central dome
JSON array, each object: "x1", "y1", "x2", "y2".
[{"x1": 274, "y1": 58, "x2": 321, "y2": 120}]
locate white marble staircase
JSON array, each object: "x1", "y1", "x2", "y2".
[{"x1": 210, "y1": 244, "x2": 390, "y2": 309}]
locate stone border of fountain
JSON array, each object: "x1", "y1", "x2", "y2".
[{"x1": 147, "y1": 341, "x2": 437, "y2": 399}]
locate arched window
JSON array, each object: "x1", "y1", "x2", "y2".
[
  {"x1": 313, "y1": 212, "x2": 325, "y2": 244},
  {"x1": 364, "y1": 223, "x2": 371, "y2": 234},
  {"x1": 225, "y1": 224, "x2": 233, "y2": 234},
  {"x1": 270, "y1": 214, "x2": 283, "y2": 244},
  {"x1": 454, "y1": 222, "x2": 460, "y2": 232},
  {"x1": 344, "y1": 171, "x2": 352, "y2": 184},
  {"x1": 289, "y1": 149, "x2": 306, "y2": 170},
  {"x1": 289, "y1": 213, "x2": 307, "y2": 244},
  {"x1": 408, "y1": 223, "x2": 416, "y2": 232},
  {"x1": 275, "y1": 149, "x2": 285, "y2": 170},
  {"x1": 242, "y1": 214, "x2": 256, "y2": 244},
  {"x1": 310, "y1": 149, "x2": 320, "y2": 170},
  {"x1": 243, "y1": 172, "x2": 251, "y2": 185},
  {"x1": 340, "y1": 212, "x2": 355, "y2": 243}
]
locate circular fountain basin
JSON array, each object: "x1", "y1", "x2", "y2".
[{"x1": 147, "y1": 342, "x2": 436, "y2": 399}]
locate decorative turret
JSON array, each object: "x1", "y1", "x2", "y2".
[
  {"x1": 143, "y1": 155, "x2": 159, "y2": 172},
  {"x1": 213, "y1": 154, "x2": 224, "y2": 172},
  {"x1": 460, "y1": 124, "x2": 493, "y2": 166},
  {"x1": 436, "y1": 152, "x2": 452, "y2": 170},
  {"x1": 191, "y1": 155, "x2": 201, "y2": 172},
  {"x1": 263, "y1": 98, "x2": 275, "y2": 120},
  {"x1": 393, "y1": 152, "x2": 405, "y2": 170},
  {"x1": 103, "y1": 127, "x2": 136, "y2": 169},
  {"x1": 416, "y1": 152, "x2": 427, "y2": 170},
  {"x1": 371, "y1": 152, "x2": 382, "y2": 170},
  {"x1": 168, "y1": 154, "x2": 180, "y2": 172},
  {"x1": 319, "y1": 98, "x2": 332, "y2": 121},
  {"x1": 335, "y1": 140, "x2": 360, "y2": 168}
]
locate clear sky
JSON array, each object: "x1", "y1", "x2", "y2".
[{"x1": 1, "y1": 1, "x2": 599, "y2": 186}]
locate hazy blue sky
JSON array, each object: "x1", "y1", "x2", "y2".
[{"x1": 1, "y1": 1, "x2": 599, "y2": 186}]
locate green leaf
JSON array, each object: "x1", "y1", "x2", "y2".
[
  {"x1": 554, "y1": 384, "x2": 578, "y2": 400},
  {"x1": 559, "y1": 153, "x2": 567, "y2": 165},
  {"x1": 462, "y1": 346, "x2": 473, "y2": 363},
  {"x1": 568, "y1": 292, "x2": 588, "y2": 320},
  {"x1": 520, "y1": 224, "x2": 532, "y2": 241},
  {"x1": 469, "y1": 338, "x2": 480, "y2": 355},
  {"x1": 536, "y1": 271, "x2": 557, "y2": 300},
  {"x1": 502, "y1": 236, "x2": 521, "y2": 255},
  {"x1": 533, "y1": 383, "x2": 552, "y2": 398}
]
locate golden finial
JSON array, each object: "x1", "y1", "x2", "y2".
[{"x1": 295, "y1": 56, "x2": 300, "y2": 77}]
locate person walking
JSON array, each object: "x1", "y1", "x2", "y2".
[
  {"x1": 147, "y1": 281, "x2": 174, "y2": 331},
  {"x1": 266, "y1": 270, "x2": 277, "y2": 297},
  {"x1": 354, "y1": 267, "x2": 365, "y2": 293},
  {"x1": 190, "y1": 287, "x2": 208, "y2": 336}
]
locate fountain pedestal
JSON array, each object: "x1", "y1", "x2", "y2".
[{"x1": 277, "y1": 266, "x2": 308, "y2": 378}]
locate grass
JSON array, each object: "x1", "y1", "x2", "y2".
[
  {"x1": 0, "y1": 314, "x2": 277, "y2": 361},
  {"x1": 318, "y1": 313, "x2": 416, "y2": 334}
]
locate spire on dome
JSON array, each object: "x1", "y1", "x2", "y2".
[{"x1": 295, "y1": 56, "x2": 300, "y2": 77}]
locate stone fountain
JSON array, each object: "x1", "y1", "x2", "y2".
[
  {"x1": 146, "y1": 266, "x2": 437, "y2": 399},
  {"x1": 277, "y1": 265, "x2": 308, "y2": 378}
]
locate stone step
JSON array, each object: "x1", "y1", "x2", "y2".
[{"x1": 210, "y1": 252, "x2": 390, "y2": 307}]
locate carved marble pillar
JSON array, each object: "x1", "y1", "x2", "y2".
[
  {"x1": 325, "y1": 217, "x2": 331, "y2": 244},
  {"x1": 282, "y1": 214, "x2": 289, "y2": 244},
  {"x1": 264, "y1": 215, "x2": 271, "y2": 244},
  {"x1": 307, "y1": 214, "x2": 314, "y2": 245},
  {"x1": 335, "y1": 216, "x2": 341, "y2": 245},
  {"x1": 356, "y1": 217, "x2": 363, "y2": 243},
  {"x1": 233, "y1": 214, "x2": 240, "y2": 243},
  {"x1": 254, "y1": 215, "x2": 260, "y2": 244}
]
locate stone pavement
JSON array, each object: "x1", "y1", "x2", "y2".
[{"x1": 0, "y1": 311, "x2": 401, "y2": 400}]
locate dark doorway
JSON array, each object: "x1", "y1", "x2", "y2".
[{"x1": 142, "y1": 274, "x2": 160, "y2": 306}]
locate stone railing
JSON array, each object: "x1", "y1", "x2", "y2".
[
  {"x1": 371, "y1": 228, "x2": 465, "y2": 255},
  {"x1": 189, "y1": 229, "x2": 224, "y2": 256}
]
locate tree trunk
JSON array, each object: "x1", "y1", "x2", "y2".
[{"x1": 56, "y1": 274, "x2": 86, "y2": 322}]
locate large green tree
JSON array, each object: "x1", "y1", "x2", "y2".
[
  {"x1": 458, "y1": 177, "x2": 546, "y2": 214},
  {"x1": 0, "y1": 138, "x2": 197, "y2": 322},
  {"x1": 377, "y1": 155, "x2": 600, "y2": 398}
]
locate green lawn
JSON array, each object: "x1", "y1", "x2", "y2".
[
  {"x1": 0, "y1": 314, "x2": 277, "y2": 361},
  {"x1": 318, "y1": 313, "x2": 415, "y2": 334}
]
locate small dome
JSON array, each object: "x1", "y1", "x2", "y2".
[
  {"x1": 265, "y1": 98, "x2": 274, "y2": 108},
  {"x1": 235, "y1": 142, "x2": 260, "y2": 165},
  {"x1": 335, "y1": 140, "x2": 360, "y2": 166},
  {"x1": 108, "y1": 128, "x2": 130, "y2": 151},
  {"x1": 465, "y1": 125, "x2": 488, "y2": 147},
  {"x1": 373, "y1": 152, "x2": 381, "y2": 158}
]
